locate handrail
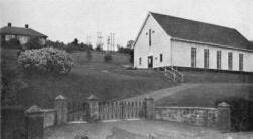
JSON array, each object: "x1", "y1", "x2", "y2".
[{"x1": 163, "y1": 66, "x2": 184, "y2": 82}]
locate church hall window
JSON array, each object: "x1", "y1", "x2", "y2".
[
  {"x1": 204, "y1": 49, "x2": 209, "y2": 68},
  {"x1": 217, "y1": 51, "x2": 222, "y2": 70},
  {"x1": 239, "y1": 53, "x2": 243, "y2": 71},
  {"x1": 191, "y1": 48, "x2": 196, "y2": 68},
  {"x1": 160, "y1": 54, "x2": 163, "y2": 62},
  {"x1": 228, "y1": 52, "x2": 233, "y2": 70},
  {"x1": 139, "y1": 57, "x2": 142, "y2": 65}
]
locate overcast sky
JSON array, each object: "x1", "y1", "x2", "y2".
[{"x1": 1, "y1": 0, "x2": 253, "y2": 47}]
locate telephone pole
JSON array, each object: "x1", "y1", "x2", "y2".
[{"x1": 96, "y1": 32, "x2": 103, "y2": 51}]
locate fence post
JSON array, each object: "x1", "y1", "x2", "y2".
[
  {"x1": 25, "y1": 105, "x2": 44, "y2": 139},
  {"x1": 217, "y1": 102, "x2": 231, "y2": 131},
  {"x1": 55, "y1": 95, "x2": 68, "y2": 125},
  {"x1": 144, "y1": 97, "x2": 154, "y2": 120}
]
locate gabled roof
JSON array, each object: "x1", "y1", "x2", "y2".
[
  {"x1": 150, "y1": 12, "x2": 252, "y2": 50},
  {"x1": 0, "y1": 26, "x2": 47, "y2": 37},
  {"x1": 25, "y1": 105, "x2": 43, "y2": 113}
]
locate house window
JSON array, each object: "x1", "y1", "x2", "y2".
[
  {"x1": 160, "y1": 54, "x2": 163, "y2": 62},
  {"x1": 217, "y1": 51, "x2": 222, "y2": 69},
  {"x1": 139, "y1": 57, "x2": 142, "y2": 65},
  {"x1": 228, "y1": 52, "x2": 233, "y2": 70},
  {"x1": 191, "y1": 48, "x2": 196, "y2": 68},
  {"x1": 204, "y1": 49, "x2": 209, "y2": 68},
  {"x1": 239, "y1": 53, "x2": 243, "y2": 71}
]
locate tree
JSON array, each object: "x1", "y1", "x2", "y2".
[
  {"x1": 72, "y1": 38, "x2": 79, "y2": 45},
  {"x1": 86, "y1": 48, "x2": 92, "y2": 61},
  {"x1": 126, "y1": 40, "x2": 135, "y2": 49},
  {"x1": 95, "y1": 44, "x2": 103, "y2": 51},
  {"x1": 25, "y1": 37, "x2": 44, "y2": 50},
  {"x1": 117, "y1": 46, "x2": 134, "y2": 63}
]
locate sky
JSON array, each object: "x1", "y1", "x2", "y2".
[{"x1": 1, "y1": 0, "x2": 253, "y2": 48}]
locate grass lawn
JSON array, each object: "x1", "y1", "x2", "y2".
[
  {"x1": 1, "y1": 49, "x2": 174, "y2": 108},
  {"x1": 156, "y1": 83, "x2": 253, "y2": 107}
]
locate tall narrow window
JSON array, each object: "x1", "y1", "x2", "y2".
[
  {"x1": 217, "y1": 51, "x2": 222, "y2": 70},
  {"x1": 204, "y1": 49, "x2": 209, "y2": 68},
  {"x1": 149, "y1": 29, "x2": 151, "y2": 46},
  {"x1": 239, "y1": 54, "x2": 243, "y2": 71},
  {"x1": 228, "y1": 52, "x2": 233, "y2": 70},
  {"x1": 160, "y1": 54, "x2": 163, "y2": 62},
  {"x1": 139, "y1": 57, "x2": 142, "y2": 65},
  {"x1": 191, "y1": 48, "x2": 196, "y2": 68}
]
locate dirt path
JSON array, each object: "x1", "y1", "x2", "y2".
[
  {"x1": 122, "y1": 82, "x2": 253, "y2": 102},
  {"x1": 122, "y1": 83, "x2": 200, "y2": 102}
]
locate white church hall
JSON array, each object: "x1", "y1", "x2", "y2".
[{"x1": 134, "y1": 12, "x2": 253, "y2": 72}]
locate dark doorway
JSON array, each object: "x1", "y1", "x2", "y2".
[{"x1": 148, "y1": 56, "x2": 153, "y2": 68}]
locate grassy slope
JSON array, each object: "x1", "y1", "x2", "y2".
[
  {"x1": 2, "y1": 49, "x2": 174, "y2": 108},
  {"x1": 156, "y1": 83, "x2": 253, "y2": 107}
]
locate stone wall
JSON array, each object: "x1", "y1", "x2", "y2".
[
  {"x1": 154, "y1": 102, "x2": 231, "y2": 130},
  {"x1": 155, "y1": 106, "x2": 218, "y2": 127}
]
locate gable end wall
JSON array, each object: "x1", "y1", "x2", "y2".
[{"x1": 134, "y1": 14, "x2": 171, "y2": 68}]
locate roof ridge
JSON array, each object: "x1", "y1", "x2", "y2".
[
  {"x1": 149, "y1": 11, "x2": 236, "y2": 31},
  {"x1": 147, "y1": 11, "x2": 251, "y2": 50}
]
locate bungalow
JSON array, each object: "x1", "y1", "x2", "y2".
[{"x1": 0, "y1": 23, "x2": 47, "y2": 45}]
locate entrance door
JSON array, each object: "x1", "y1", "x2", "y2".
[{"x1": 148, "y1": 56, "x2": 153, "y2": 68}]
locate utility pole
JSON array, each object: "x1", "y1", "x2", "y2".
[
  {"x1": 96, "y1": 32, "x2": 103, "y2": 51},
  {"x1": 113, "y1": 33, "x2": 115, "y2": 51},
  {"x1": 107, "y1": 36, "x2": 110, "y2": 52}
]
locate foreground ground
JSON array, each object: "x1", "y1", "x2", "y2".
[{"x1": 44, "y1": 120, "x2": 253, "y2": 139}]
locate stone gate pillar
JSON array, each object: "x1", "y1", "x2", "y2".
[
  {"x1": 87, "y1": 94, "x2": 100, "y2": 121},
  {"x1": 25, "y1": 105, "x2": 44, "y2": 139},
  {"x1": 217, "y1": 102, "x2": 231, "y2": 131},
  {"x1": 144, "y1": 97, "x2": 154, "y2": 120},
  {"x1": 55, "y1": 95, "x2": 68, "y2": 125}
]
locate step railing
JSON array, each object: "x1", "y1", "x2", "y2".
[{"x1": 162, "y1": 66, "x2": 184, "y2": 82}]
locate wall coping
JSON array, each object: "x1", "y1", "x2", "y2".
[
  {"x1": 155, "y1": 106, "x2": 217, "y2": 110},
  {"x1": 41, "y1": 109, "x2": 55, "y2": 113}
]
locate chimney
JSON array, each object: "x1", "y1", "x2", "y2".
[
  {"x1": 25, "y1": 24, "x2": 29, "y2": 28},
  {"x1": 7, "y1": 22, "x2": 11, "y2": 27}
]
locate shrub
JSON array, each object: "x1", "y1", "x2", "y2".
[
  {"x1": 86, "y1": 49, "x2": 92, "y2": 61},
  {"x1": 18, "y1": 48, "x2": 74, "y2": 74},
  {"x1": 24, "y1": 37, "x2": 44, "y2": 50},
  {"x1": 117, "y1": 47, "x2": 134, "y2": 63},
  {"x1": 216, "y1": 97, "x2": 253, "y2": 131},
  {"x1": 104, "y1": 53, "x2": 112, "y2": 62}
]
